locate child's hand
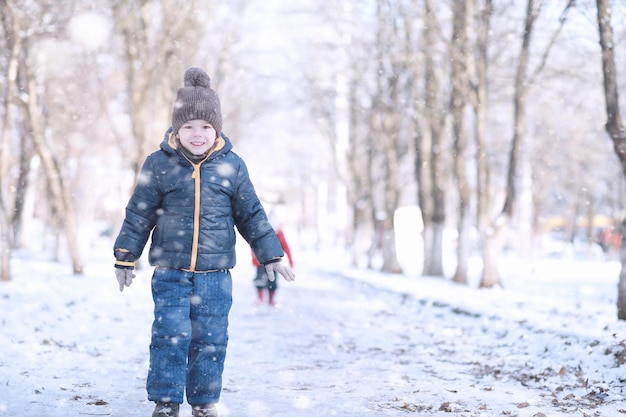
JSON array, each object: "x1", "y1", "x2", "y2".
[
  {"x1": 115, "y1": 268, "x2": 136, "y2": 292},
  {"x1": 265, "y1": 261, "x2": 295, "y2": 282}
]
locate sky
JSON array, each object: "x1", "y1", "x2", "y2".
[{"x1": 1, "y1": 233, "x2": 625, "y2": 417}]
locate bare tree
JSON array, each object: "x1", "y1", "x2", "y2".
[
  {"x1": 13, "y1": 2, "x2": 85, "y2": 273},
  {"x1": 419, "y1": 0, "x2": 449, "y2": 277},
  {"x1": 476, "y1": 0, "x2": 569, "y2": 287},
  {"x1": 109, "y1": 0, "x2": 201, "y2": 180},
  {"x1": 0, "y1": 1, "x2": 86, "y2": 276},
  {"x1": 450, "y1": 0, "x2": 472, "y2": 284},
  {"x1": 468, "y1": 0, "x2": 494, "y2": 285},
  {"x1": 477, "y1": 0, "x2": 540, "y2": 288},
  {"x1": 364, "y1": 0, "x2": 414, "y2": 273},
  {"x1": 0, "y1": 0, "x2": 22, "y2": 281},
  {"x1": 296, "y1": 0, "x2": 413, "y2": 272},
  {"x1": 595, "y1": 0, "x2": 626, "y2": 319},
  {"x1": 109, "y1": 0, "x2": 247, "y2": 185},
  {"x1": 22, "y1": 73, "x2": 83, "y2": 273}
]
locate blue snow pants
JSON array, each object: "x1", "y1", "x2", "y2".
[{"x1": 146, "y1": 267, "x2": 233, "y2": 406}]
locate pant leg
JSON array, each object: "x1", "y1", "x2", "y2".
[
  {"x1": 253, "y1": 267, "x2": 267, "y2": 289},
  {"x1": 267, "y1": 271, "x2": 278, "y2": 292},
  {"x1": 147, "y1": 268, "x2": 193, "y2": 404},
  {"x1": 186, "y1": 270, "x2": 233, "y2": 405}
]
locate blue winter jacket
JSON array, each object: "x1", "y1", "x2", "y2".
[{"x1": 113, "y1": 129, "x2": 283, "y2": 271}]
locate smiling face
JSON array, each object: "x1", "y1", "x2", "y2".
[{"x1": 177, "y1": 119, "x2": 217, "y2": 156}]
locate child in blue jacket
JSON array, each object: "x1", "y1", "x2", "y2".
[{"x1": 113, "y1": 67, "x2": 295, "y2": 417}]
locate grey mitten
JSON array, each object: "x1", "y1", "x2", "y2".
[
  {"x1": 265, "y1": 261, "x2": 295, "y2": 282},
  {"x1": 115, "y1": 268, "x2": 135, "y2": 292}
]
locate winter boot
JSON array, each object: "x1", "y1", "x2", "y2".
[
  {"x1": 268, "y1": 289, "x2": 276, "y2": 306},
  {"x1": 152, "y1": 402, "x2": 180, "y2": 417},
  {"x1": 255, "y1": 288, "x2": 264, "y2": 305},
  {"x1": 192, "y1": 403, "x2": 218, "y2": 417}
]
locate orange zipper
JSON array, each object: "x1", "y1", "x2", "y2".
[{"x1": 189, "y1": 162, "x2": 201, "y2": 272}]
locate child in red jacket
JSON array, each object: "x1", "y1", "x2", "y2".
[{"x1": 252, "y1": 227, "x2": 293, "y2": 306}]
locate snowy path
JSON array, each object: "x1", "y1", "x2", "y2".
[
  {"x1": 226, "y1": 262, "x2": 626, "y2": 417},
  {"x1": 1, "y1": 248, "x2": 625, "y2": 416}
]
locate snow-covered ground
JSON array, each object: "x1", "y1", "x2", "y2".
[{"x1": 1, "y1": 238, "x2": 625, "y2": 416}]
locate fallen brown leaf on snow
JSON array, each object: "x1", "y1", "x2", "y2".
[{"x1": 439, "y1": 402, "x2": 452, "y2": 412}]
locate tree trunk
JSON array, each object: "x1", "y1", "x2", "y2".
[
  {"x1": 478, "y1": 0, "x2": 566, "y2": 287},
  {"x1": 360, "y1": 0, "x2": 405, "y2": 274},
  {"x1": 0, "y1": 5, "x2": 22, "y2": 281},
  {"x1": 478, "y1": 0, "x2": 538, "y2": 288},
  {"x1": 595, "y1": 0, "x2": 626, "y2": 319},
  {"x1": 24, "y1": 77, "x2": 84, "y2": 274},
  {"x1": 619, "y1": 222, "x2": 626, "y2": 320},
  {"x1": 423, "y1": 222, "x2": 445, "y2": 277},
  {"x1": 422, "y1": 0, "x2": 446, "y2": 277},
  {"x1": 501, "y1": 0, "x2": 536, "y2": 219},
  {"x1": 471, "y1": 0, "x2": 493, "y2": 286},
  {"x1": 11, "y1": 130, "x2": 35, "y2": 249},
  {"x1": 481, "y1": 0, "x2": 536, "y2": 287},
  {"x1": 0, "y1": 201, "x2": 10, "y2": 281},
  {"x1": 481, "y1": 230, "x2": 504, "y2": 288},
  {"x1": 450, "y1": 0, "x2": 471, "y2": 285},
  {"x1": 381, "y1": 216, "x2": 403, "y2": 274}
]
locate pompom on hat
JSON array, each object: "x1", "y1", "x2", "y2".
[{"x1": 171, "y1": 67, "x2": 222, "y2": 135}]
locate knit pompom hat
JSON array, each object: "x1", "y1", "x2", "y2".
[{"x1": 171, "y1": 67, "x2": 222, "y2": 135}]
